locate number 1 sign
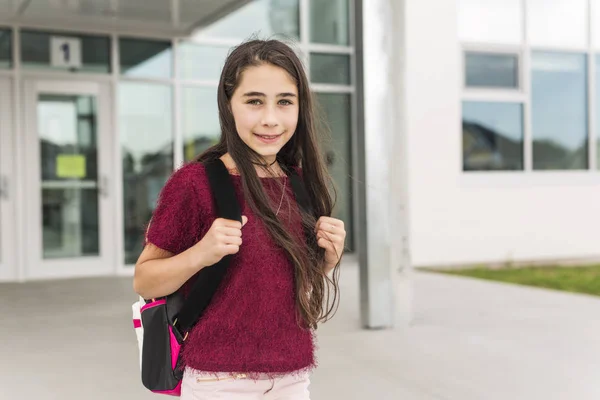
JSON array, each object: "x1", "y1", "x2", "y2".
[{"x1": 50, "y1": 36, "x2": 82, "y2": 69}]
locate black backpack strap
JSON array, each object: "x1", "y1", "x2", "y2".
[{"x1": 174, "y1": 159, "x2": 242, "y2": 333}]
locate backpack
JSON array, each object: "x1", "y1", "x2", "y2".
[{"x1": 131, "y1": 159, "x2": 311, "y2": 396}]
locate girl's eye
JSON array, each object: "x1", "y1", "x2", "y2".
[
  {"x1": 279, "y1": 99, "x2": 293, "y2": 106},
  {"x1": 247, "y1": 99, "x2": 262, "y2": 105}
]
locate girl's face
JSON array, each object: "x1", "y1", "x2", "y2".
[{"x1": 230, "y1": 63, "x2": 299, "y2": 163}]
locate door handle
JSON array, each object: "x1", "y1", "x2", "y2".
[
  {"x1": 98, "y1": 175, "x2": 109, "y2": 197},
  {"x1": 0, "y1": 175, "x2": 8, "y2": 199}
]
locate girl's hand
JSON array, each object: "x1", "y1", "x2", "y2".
[
  {"x1": 315, "y1": 217, "x2": 346, "y2": 273},
  {"x1": 191, "y1": 216, "x2": 248, "y2": 269}
]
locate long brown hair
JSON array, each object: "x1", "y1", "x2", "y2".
[{"x1": 196, "y1": 39, "x2": 340, "y2": 329}]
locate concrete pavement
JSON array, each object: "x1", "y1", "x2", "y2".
[{"x1": 1, "y1": 262, "x2": 599, "y2": 399}]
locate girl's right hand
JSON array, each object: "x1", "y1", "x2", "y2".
[{"x1": 191, "y1": 216, "x2": 248, "y2": 269}]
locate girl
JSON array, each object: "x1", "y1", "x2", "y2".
[{"x1": 133, "y1": 39, "x2": 345, "y2": 399}]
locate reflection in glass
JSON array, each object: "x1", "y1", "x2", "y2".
[
  {"x1": 458, "y1": 0, "x2": 522, "y2": 45},
  {"x1": 316, "y1": 93, "x2": 353, "y2": 250},
  {"x1": 182, "y1": 87, "x2": 220, "y2": 162},
  {"x1": 178, "y1": 43, "x2": 230, "y2": 81},
  {"x1": 0, "y1": 29, "x2": 12, "y2": 69},
  {"x1": 21, "y1": 30, "x2": 111, "y2": 73},
  {"x1": 310, "y1": 53, "x2": 351, "y2": 85},
  {"x1": 462, "y1": 102, "x2": 524, "y2": 171},
  {"x1": 119, "y1": 83, "x2": 173, "y2": 265},
  {"x1": 310, "y1": 0, "x2": 349, "y2": 45},
  {"x1": 38, "y1": 94, "x2": 100, "y2": 258},
  {"x1": 527, "y1": 0, "x2": 586, "y2": 48},
  {"x1": 465, "y1": 52, "x2": 518, "y2": 88},
  {"x1": 191, "y1": 0, "x2": 299, "y2": 40},
  {"x1": 120, "y1": 38, "x2": 172, "y2": 78},
  {"x1": 531, "y1": 52, "x2": 588, "y2": 170}
]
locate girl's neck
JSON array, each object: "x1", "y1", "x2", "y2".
[{"x1": 220, "y1": 153, "x2": 284, "y2": 178}]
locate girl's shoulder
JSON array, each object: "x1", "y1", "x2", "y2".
[
  {"x1": 147, "y1": 162, "x2": 212, "y2": 254},
  {"x1": 162, "y1": 161, "x2": 212, "y2": 202}
]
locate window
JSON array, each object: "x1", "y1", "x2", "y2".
[
  {"x1": 462, "y1": 1, "x2": 599, "y2": 173},
  {"x1": 458, "y1": 0, "x2": 522, "y2": 45},
  {"x1": 119, "y1": 38, "x2": 172, "y2": 79},
  {"x1": 119, "y1": 83, "x2": 173, "y2": 264},
  {"x1": 38, "y1": 95, "x2": 100, "y2": 258},
  {"x1": 310, "y1": 0, "x2": 350, "y2": 45},
  {"x1": 316, "y1": 93, "x2": 354, "y2": 250},
  {"x1": 462, "y1": 51, "x2": 523, "y2": 172},
  {"x1": 310, "y1": 53, "x2": 351, "y2": 85},
  {"x1": 465, "y1": 52, "x2": 519, "y2": 89},
  {"x1": 531, "y1": 52, "x2": 588, "y2": 170},
  {"x1": 462, "y1": 102, "x2": 524, "y2": 171},
  {"x1": 0, "y1": 29, "x2": 11, "y2": 69},
  {"x1": 20, "y1": 30, "x2": 111, "y2": 73}
]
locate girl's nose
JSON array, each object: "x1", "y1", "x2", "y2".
[{"x1": 261, "y1": 105, "x2": 279, "y2": 127}]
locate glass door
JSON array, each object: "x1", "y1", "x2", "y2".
[
  {"x1": 0, "y1": 78, "x2": 16, "y2": 281},
  {"x1": 23, "y1": 80, "x2": 114, "y2": 279}
]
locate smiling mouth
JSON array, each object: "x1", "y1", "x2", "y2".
[{"x1": 253, "y1": 133, "x2": 283, "y2": 139}]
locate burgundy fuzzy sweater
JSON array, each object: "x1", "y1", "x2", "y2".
[{"x1": 145, "y1": 162, "x2": 316, "y2": 377}]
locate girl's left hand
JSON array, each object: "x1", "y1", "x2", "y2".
[{"x1": 315, "y1": 216, "x2": 346, "y2": 272}]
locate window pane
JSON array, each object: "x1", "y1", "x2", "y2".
[
  {"x1": 182, "y1": 87, "x2": 220, "y2": 162},
  {"x1": 310, "y1": 0, "x2": 349, "y2": 45},
  {"x1": 0, "y1": 29, "x2": 11, "y2": 69},
  {"x1": 42, "y1": 188, "x2": 99, "y2": 258},
  {"x1": 21, "y1": 30, "x2": 110, "y2": 73},
  {"x1": 310, "y1": 53, "x2": 351, "y2": 85},
  {"x1": 316, "y1": 93, "x2": 354, "y2": 250},
  {"x1": 465, "y1": 53, "x2": 518, "y2": 88},
  {"x1": 528, "y1": 0, "x2": 587, "y2": 48},
  {"x1": 119, "y1": 83, "x2": 173, "y2": 265},
  {"x1": 458, "y1": 0, "x2": 522, "y2": 45},
  {"x1": 178, "y1": 43, "x2": 229, "y2": 81},
  {"x1": 120, "y1": 38, "x2": 172, "y2": 79},
  {"x1": 531, "y1": 52, "x2": 588, "y2": 170},
  {"x1": 462, "y1": 102, "x2": 524, "y2": 171},
  {"x1": 38, "y1": 94, "x2": 100, "y2": 258},
  {"x1": 191, "y1": 0, "x2": 299, "y2": 40}
]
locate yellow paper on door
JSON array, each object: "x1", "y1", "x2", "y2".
[{"x1": 56, "y1": 154, "x2": 86, "y2": 179}]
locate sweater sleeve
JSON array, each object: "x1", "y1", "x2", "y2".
[{"x1": 145, "y1": 164, "x2": 204, "y2": 255}]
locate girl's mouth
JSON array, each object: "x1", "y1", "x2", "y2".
[{"x1": 253, "y1": 133, "x2": 283, "y2": 144}]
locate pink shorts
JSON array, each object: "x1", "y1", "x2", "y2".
[{"x1": 180, "y1": 368, "x2": 311, "y2": 399}]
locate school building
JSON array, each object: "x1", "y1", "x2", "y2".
[{"x1": 0, "y1": 0, "x2": 598, "y2": 327}]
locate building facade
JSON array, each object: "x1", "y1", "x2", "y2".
[
  {"x1": 1, "y1": 0, "x2": 598, "y2": 327},
  {"x1": 404, "y1": 0, "x2": 600, "y2": 268}
]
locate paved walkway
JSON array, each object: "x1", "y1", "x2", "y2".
[{"x1": 2, "y1": 262, "x2": 599, "y2": 399}]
